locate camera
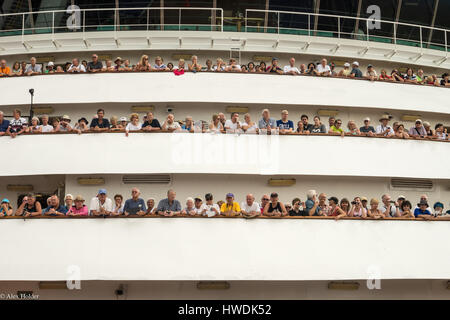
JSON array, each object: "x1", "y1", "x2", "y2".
[{"x1": 351, "y1": 201, "x2": 356, "y2": 205}]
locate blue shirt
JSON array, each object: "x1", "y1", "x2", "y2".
[
  {"x1": 276, "y1": 120, "x2": 294, "y2": 130},
  {"x1": 156, "y1": 198, "x2": 182, "y2": 212},
  {"x1": 258, "y1": 117, "x2": 277, "y2": 129},
  {"x1": 351, "y1": 68, "x2": 363, "y2": 78},
  {"x1": 414, "y1": 208, "x2": 431, "y2": 217},
  {"x1": 123, "y1": 198, "x2": 147, "y2": 215},
  {"x1": 90, "y1": 118, "x2": 110, "y2": 129},
  {"x1": 43, "y1": 205, "x2": 67, "y2": 215},
  {"x1": 0, "y1": 119, "x2": 10, "y2": 132},
  {"x1": 305, "y1": 199, "x2": 320, "y2": 216}
]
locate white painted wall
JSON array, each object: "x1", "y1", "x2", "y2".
[
  {"x1": 0, "y1": 218, "x2": 449, "y2": 281},
  {"x1": 1, "y1": 72, "x2": 449, "y2": 115},
  {"x1": 0, "y1": 133, "x2": 448, "y2": 179}
]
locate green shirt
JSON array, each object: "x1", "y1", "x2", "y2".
[{"x1": 330, "y1": 125, "x2": 344, "y2": 133}]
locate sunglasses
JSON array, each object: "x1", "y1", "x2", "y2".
[{"x1": 262, "y1": 198, "x2": 269, "y2": 201}]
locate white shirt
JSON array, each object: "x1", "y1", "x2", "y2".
[
  {"x1": 316, "y1": 64, "x2": 331, "y2": 74},
  {"x1": 224, "y1": 119, "x2": 241, "y2": 130},
  {"x1": 200, "y1": 203, "x2": 220, "y2": 217},
  {"x1": 193, "y1": 206, "x2": 203, "y2": 215},
  {"x1": 242, "y1": 122, "x2": 258, "y2": 133},
  {"x1": 283, "y1": 65, "x2": 300, "y2": 74},
  {"x1": 380, "y1": 204, "x2": 397, "y2": 217},
  {"x1": 164, "y1": 121, "x2": 181, "y2": 130},
  {"x1": 241, "y1": 201, "x2": 261, "y2": 214},
  {"x1": 376, "y1": 124, "x2": 394, "y2": 136},
  {"x1": 68, "y1": 64, "x2": 86, "y2": 73},
  {"x1": 89, "y1": 197, "x2": 113, "y2": 214},
  {"x1": 126, "y1": 122, "x2": 142, "y2": 131},
  {"x1": 40, "y1": 124, "x2": 54, "y2": 132}
]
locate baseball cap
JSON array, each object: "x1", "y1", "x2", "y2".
[
  {"x1": 47, "y1": 61, "x2": 54, "y2": 66},
  {"x1": 62, "y1": 115, "x2": 71, "y2": 121},
  {"x1": 397, "y1": 195, "x2": 406, "y2": 200},
  {"x1": 361, "y1": 197, "x2": 368, "y2": 201},
  {"x1": 226, "y1": 193, "x2": 234, "y2": 198},
  {"x1": 1, "y1": 198, "x2": 10, "y2": 203},
  {"x1": 344, "y1": 62, "x2": 350, "y2": 67},
  {"x1": 98, "y1": 189, "x2": 107, "y2": 195},
  {"x1": 328, "y1": 196, "x2": 339, "y2": 204},
  {"x1": 194, "y1": 197, "x2": 202, "y2": 202},
  {"x1": 352, "y1": 61, "x2": 359, "y2": 66},
  {"x1": 415, "y1": 119, "x2": 422, "y2": 124},
  {"x1": 120, "y1": 117, "x2": 127, "y2": 122},
  {"x1": 363, "y1": 117, "x2": 370, "y2": 122},
  {"x1": 367, "y1": 64, "x2": 373, "y2": 68},
  {"x1": 423, "y1": 121, "x2": 431, "y2": 127}
]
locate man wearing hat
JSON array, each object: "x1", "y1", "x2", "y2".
[
  {"x1": 350, "y1": 61, "x2": 362, "y2": 78},
  {"x1": 408, "y1": 119, "x2": 427, "y2": 137},
  {"x1": 376, "y1": 115, "x2": 394, "y2": 137},
  {"x1": 200, "y1": 193, "x2": 220, "y2": 217},
  {"x1": 74, "y1": 117, "x2": 89, "y2": 133},
  {"x1": 365, "y1": 64, "x2": 377, "y2": 80},
  {"x1": 114, "y1": 57, "x2": 124, "y2": 71},
  {"x1": 89, "y1": 189, "x2": 113, "y2": 216},
  {"x1": 1, "y1": 198, "x2": 13, "y2": 216},
  {"x1": 360, "y1": 117, "x2": 375, "y2": 136},
  {"x1": 60, "y1": 115, "x2": 73, "y2": 132},
  {"x1": 267, "y1": 57, "x2": 283, "y2": 74},
  {"x1": 360, "y1": 197, "x2": 369, "y2": 212},
  {"x1": 414, "y1": 200, "x2": 433, "y2": 219},
  {"x1": 397, "y1": 195, "x2": 406, "y2": 214},
  {"x1": 67, "y1": 195, "x2": 88, "y2": 216},
  {"x1": 220, "y1": 193, "x2": 241, "y2": 217},
  {"x1": 45, "y1": 61, "x2": 55, "y2": 74}
]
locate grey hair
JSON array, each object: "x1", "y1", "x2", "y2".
[{"x1": 306, "y1": 190, "x2": 317, "y2": 200}]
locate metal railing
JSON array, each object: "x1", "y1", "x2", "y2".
[
  {"x1": 0, "y1": 6, "x2": 449, "y2": 53},
  {"x1": 0, "y1": 7, "x2": 224, "y2": 36},
  {"x1": 245, "y1": 9, "x2": 449, "y2": 52}
]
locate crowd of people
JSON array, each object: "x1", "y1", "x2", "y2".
[
  {"x1": 0, "y1": 108, "x2": 448, "y2": 141},
  {"x1": 0, "y1": 55, "x2": 449, "y2": 87},
  {"x1": 1, "y1": 189, "x2": 449, "y2": 220}
]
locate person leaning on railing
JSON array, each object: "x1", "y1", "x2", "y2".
[
  {"x1": 15, "y1": 194, "x2": 42, "y2": 217},
  {"x1": 43, "y1": 195, "x2": 67, "y2": 216},
  {"x1": 90, "y1": 108, "x2": 111, "y2": 132}
]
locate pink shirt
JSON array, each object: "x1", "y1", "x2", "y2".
[{"x1": 68, "y1": 205, "x2": 88, "y2": 216}]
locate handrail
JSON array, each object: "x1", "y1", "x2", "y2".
[
  {"x1": 245, "y1": 8, "x2": 449, "y2": 52},
  {"x1": 0, "y1": 128, "x2": 448, "y2": 144},
  {"x1": 0, "y1": 7, "x2": 224, "y2": 34}
]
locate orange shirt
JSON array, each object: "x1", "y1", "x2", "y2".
[{"x1": 0, "y1": 66, "x2": 10, "y2": 76}]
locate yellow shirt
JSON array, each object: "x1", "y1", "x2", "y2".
[{"x1": 220, "y1": 202, "x2": 240, "y2": 213}]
